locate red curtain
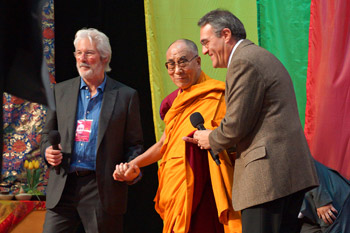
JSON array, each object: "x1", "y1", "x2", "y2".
[{"x1": 305, "y1": 0, "x2": 350, "y2": 179}]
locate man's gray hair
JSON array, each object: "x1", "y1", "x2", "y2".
[
  {"x1": 198, "y1": 9, "x2": 246, "y2": 40},
  {"x1": 74, "y1": 28, "x2": 112, "y2": 72}
]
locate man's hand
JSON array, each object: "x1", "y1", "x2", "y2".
[
  {"x1": 113, "y1": 163, "x2": 140, "y2": 182},
  {"x1": 45, "y1": 145, "x2": 63, "y2": 166},
  {"x1": 183, "y1": 129, "x2": 212, "y2": 150},
  {"x1": 182, "y1": 136, "x2": 198, "y2": 144},
  {"x1": 317, "y1": 203, "x2": 338, "y2": 225}
]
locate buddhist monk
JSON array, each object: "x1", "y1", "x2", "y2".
[{"x1": 113, "y1": 39, "x2": 241, "y2": 233}]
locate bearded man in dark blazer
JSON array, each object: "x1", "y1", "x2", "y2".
[
  {"x1": 40, "y1": 28, "x2": 143, "y2": 233},
  {"x1": 187, "y1": 9, "x2": 319, "y2": 233}
]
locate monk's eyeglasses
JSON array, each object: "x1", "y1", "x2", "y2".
[{"x1": 165, "y1": 55, "x2": 198, "y2": 72}]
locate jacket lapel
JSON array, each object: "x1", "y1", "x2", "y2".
[
  {"x1": 96, "y1": 77, "x2": 118, "y2": 150},
  {"x1": 64, "y1": 77, "x2": 80, "y2": 152}
]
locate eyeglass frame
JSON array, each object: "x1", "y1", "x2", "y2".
[
  {"x1": 73, "y1": 50, "x2": 97, "y2": 58},
  {"x1": 165, "y1": 55, "x2": 198, "y2": 71}
]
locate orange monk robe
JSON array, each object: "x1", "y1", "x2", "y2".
[{"x1": 155, "y1": 72, "x2": 241, "y2": 233}]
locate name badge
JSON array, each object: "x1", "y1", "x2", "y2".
[{"x1": 75, "y1": 119, "x2": 93, "y2": 142}]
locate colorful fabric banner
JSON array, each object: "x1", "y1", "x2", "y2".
[
  {"x1": 0, "y1": 200, "x2": 45, "y2": 233},
  {"x1": 257, "y1": 0, "x2": 311, "y2": 125},
  {"x1": 1, "y1": 0, "x2": 54, "y2": 192},
  {"x1": 304, "y1": 0, "x2": 350, "y2": 179},
  {"x1": 144, "y1": 0, "x2": 258, "y2": 140}
]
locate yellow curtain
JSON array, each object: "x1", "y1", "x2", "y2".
[{"x1": 144, "y1": 0, "x2": 258, "y2": 140}]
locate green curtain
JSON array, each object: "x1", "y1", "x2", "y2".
[
  {"x1": 257, "y1": 0, "x2": 311, "y2": 126},
  {"x1": 144, "y1": 0, "x2": 258, "y2": 140}
]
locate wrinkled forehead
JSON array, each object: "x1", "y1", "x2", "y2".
[
  {"x1": 166, "y1": 43, "x2": 193, "y2": 61},
  {"x1": 76, "y1": 37, "x2": 97, "y2": 51},
  {"x1": 200, "y1": 24, "x2": 216, "y2": 40}
]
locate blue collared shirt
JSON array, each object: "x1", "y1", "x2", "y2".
[{"x1": 70, "y1": 76, "x2": 106, "y2": 172}]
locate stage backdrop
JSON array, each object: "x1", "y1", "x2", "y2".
[
  {"x1": 258, "y1": 0, "x2": 311, "y2": 125},
  {"x1": 305, "y1": 0, "x2": 350, "y2": 179}
]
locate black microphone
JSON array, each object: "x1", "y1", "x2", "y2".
[
  {"x1": 48, "y1": 130, "x2": 61, "y2": 175},
  {"x1": 190, "y1": 112, "x2": 221, "y2": 165}
]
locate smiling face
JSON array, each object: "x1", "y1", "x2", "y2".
[
  {"x1": 200, "y1": 24, "x2": 232, "y2": 68},
  {"x1": 75, "y1": 38, "x2": 107, "y2": 82},
  {"x1": 166, "y1": 41, "x2": 201, "y2": 90}
]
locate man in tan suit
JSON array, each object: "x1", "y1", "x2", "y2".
[{"x1": 186, "y1": 9, "x2": 319, "y2": 233}]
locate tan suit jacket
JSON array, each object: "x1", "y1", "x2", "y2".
[{"x1": 209, "y1": 40, "x2": 318, "y2": 211}]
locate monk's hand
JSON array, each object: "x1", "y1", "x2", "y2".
[
  {"x1": 123, "y1": 164, "x2": 140, "y2": 182},
  {"x1": 317, "y1": 203, "x2": 337, "y2": 225},
  {"x1": 193, "y1": 129, "x2": 212, "y2": 150},
  {"x1": 113, "y1": 163, "x2": 140, "y2": 182}
]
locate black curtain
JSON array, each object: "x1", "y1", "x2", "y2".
[{"x1": 54, "y1": 1, "x2": 162, "y2": 232}]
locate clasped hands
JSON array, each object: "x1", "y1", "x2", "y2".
[
  {"x1": 113, "y1": 129, "x2": 211, "y2": 182},
  {"x1": 113, "y1": 163, "x2": 140, "y2": 182},
  {"x1": 182, "y1": 129, "x2": 212, "y2": 149}
]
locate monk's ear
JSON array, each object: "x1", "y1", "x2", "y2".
[
  {"x1": 196, "y1": 56, "x2": 201, "y2": 66},
  {"x1": 221, "y1": 28, "x2": 232, "y2": 43}
]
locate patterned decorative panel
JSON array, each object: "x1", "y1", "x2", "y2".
[
  {"x1": 42, "y1": 0, "x2": 55, "y2": 84},
  {"x1": 1, "y1": 0, "x2": 55, "y2": 195}
]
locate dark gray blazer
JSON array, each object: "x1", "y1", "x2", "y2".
[
  {"x1": 40, "y1": 76, "x2": 144, "y2": 215},
  {"x1": 209, "y1": 40, "x2": 318, "y2": 211}
]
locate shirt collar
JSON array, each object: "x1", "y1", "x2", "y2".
[
  {"x1": 80, "y1": 74, "x2": 107, "y2": 92},
  {"x1": 227, "y1": 39, "x2": 244, "y2": 68}
]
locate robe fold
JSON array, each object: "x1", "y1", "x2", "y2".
[{"x1": 155, "y1": 72, "x2": 242, "y2": 233}]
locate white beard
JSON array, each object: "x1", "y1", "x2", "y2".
[
  {"x1": 79, "y1": 69, "x2": 94, "y2": 80},
  {"x1": 77, "y1": 62, "x2": 104, "y2": 81}
]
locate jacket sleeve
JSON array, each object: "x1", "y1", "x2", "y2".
[
  {"x1": 123, "y1": 90, "x2": 144, "y2": 162},
  {"x1": 40, "y1": 86, "x2": 57, "y2": 166},
  {"x1": 209, "y1": 59, "x2": 265, "y2": 154}
]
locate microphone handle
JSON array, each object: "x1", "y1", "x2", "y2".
[
  {"x1": 196, "y1": 125, "x2": 221, "y2": 165},
  {"x1": 197, "y1": 125, "x2": 206, "y2": 130},
  {"x1": 209, "y1": 149, "x2": 221, "y2": 165},
  {"x1": 52, "y1": 144, "x2": 60, "y2": 175}
]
